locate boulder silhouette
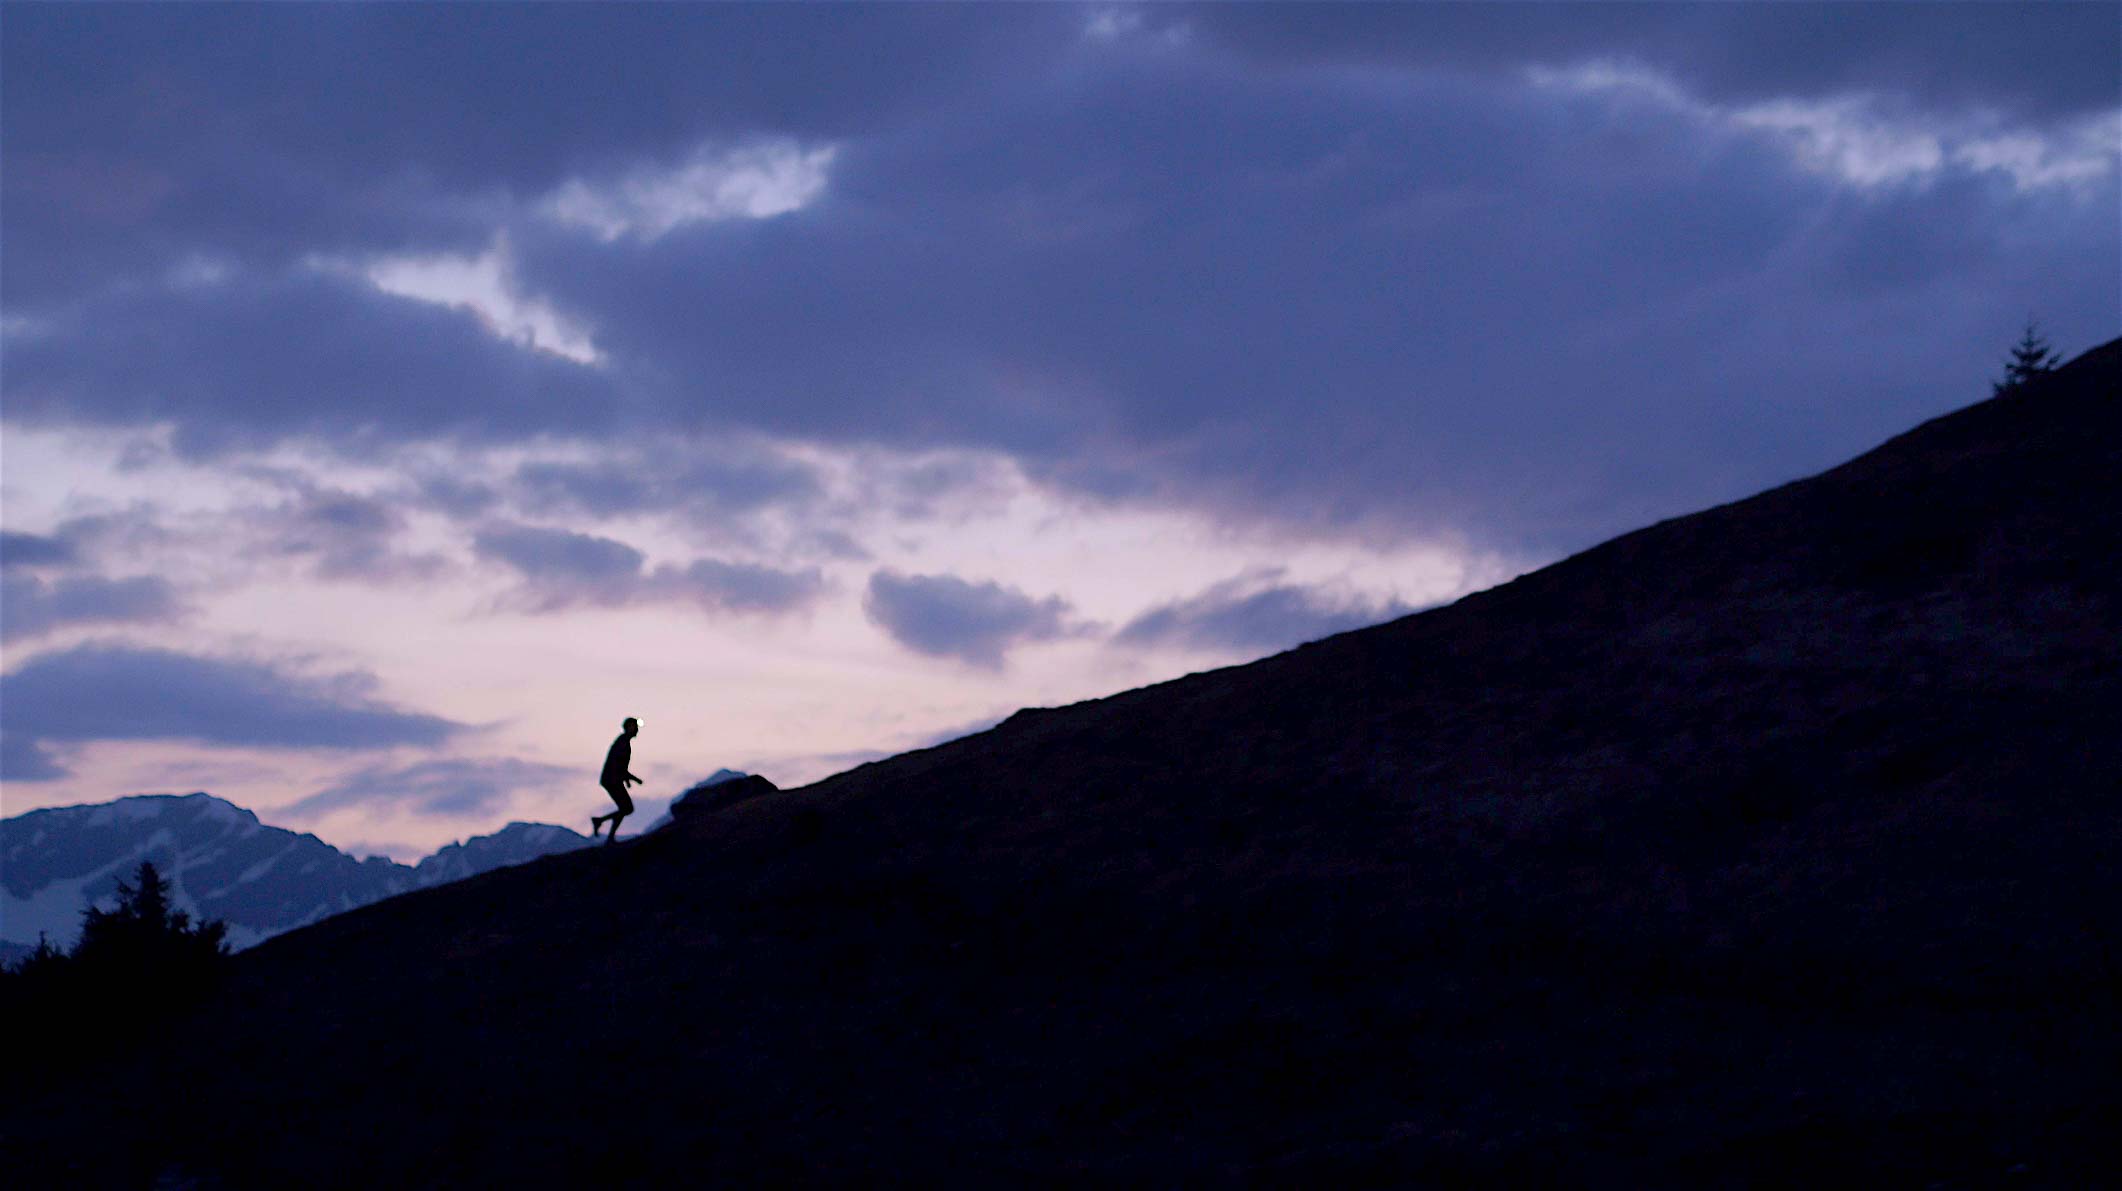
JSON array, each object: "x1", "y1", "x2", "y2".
[{"x1": 667, "y1": 773, "x2": 779, "y2": 820}]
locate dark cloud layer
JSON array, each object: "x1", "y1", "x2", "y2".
[
  {"x1": 1186, "y1": 2, "x2": 2120, "y2": 121},
  {"x1": 1, "y1": 732, "x2": 66, "y2": 782},
  {"x1": 4, "y1": 6, "x2": 2116, "y2": 560},
  {"x1": 514, "y1": 49, "x2": 2115, "y2": 550},
  {"x1": 0, "y1": 531, "x2": 76, "y2": 569},
  {"x1": 1115, "y1": 571, "x2": 1414, "y2": 655},
  {"x1": 283, "y1": 757, "x2": 575, "y2": 820},
  {"x1": 864, "y1": 570, "x2": 1080, "y2": 668},
  {"x1": 0, "y1": 644, "x2": 460, "y2": 781},
  {"x1": 0, "y1": 573, "x2": 183, "y2": 643},
  {"x1": 4, "y1": 268, "x2": 622, "y2": 455},
  {"x1": 1, "y1": 4, "x2": 1070, "y2": 304}
]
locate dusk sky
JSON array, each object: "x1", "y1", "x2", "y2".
[{"x1": 3, "y1": 3, "x2": 2115, "y2": 859}]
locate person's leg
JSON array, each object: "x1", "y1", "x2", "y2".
[
  {"x1": 604, "y1": 783, "x2": 633, "y2": 843},
  {"x1": 594, "y1": 783, "x2": 625, "y2": 837}
]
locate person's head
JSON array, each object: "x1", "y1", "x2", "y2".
[{"x1": 622, "y1": 716, "x2": 639, "y2": 737}]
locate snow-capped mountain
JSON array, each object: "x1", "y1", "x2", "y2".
[
  {"x1": 1, "y1": 793, "x2": 591, "y2": 953},
  {"x1": 407, "y1": 821, "x2": 588, "y2": 888}
]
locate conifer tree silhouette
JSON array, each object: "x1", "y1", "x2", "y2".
[
  {"x1": 0, "y1": 861, "x2": 231, "y2": 1080},
  {"x1": 73, "y1": 860, "x2": 230, "y2": 971},
  {"x1": 1993, "y1": 320, "x2": 2063, "y2": 396}
]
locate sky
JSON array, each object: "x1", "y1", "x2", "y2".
[{"x1": 2, "y1": 2, "x2": 2116, "y2": 859}]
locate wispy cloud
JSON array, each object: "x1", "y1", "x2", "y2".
[
  {"x1": 1532, "y1": 59, "x2": 2120, "y2": 195},
  {"x1": 338, "y1": 235, "x2": 600, "y2": 364},
  {"x1": 284, "y1": 757, "x2": 576, "y2": 820},
  {"x1": 542, "y1": 139, "x2": 838, "y2": 242},
  {"x1": 255, "y1": 486, "x2": 446, "y2": 583}
]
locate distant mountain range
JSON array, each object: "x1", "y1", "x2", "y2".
[{"x1": 2, "y1": 775, "x2": 742, "y2": 957}]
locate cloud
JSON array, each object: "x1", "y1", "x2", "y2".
[
  {"x1": 655, "y1": 559, "x2": 825, "y2": 615},
  {"x1": 0, "y1": 4, "x2": 1063, "y2": 306},
  {"x1": 1, "y1": 573, "x2": 183, "y2": 642},
  {"x1": 505, "y1": 45, "x2": 2115, "y2": 554},
  {"x1": 2, "y1": 267, "x2": 624, "y2": 457},
  {"x1": 474, "y1": 523, "x2": 643, "y2": 589},
  {"x1": 1534, "y1": 60, "x2": 2122, "y2": 196},
  {"x1": 28, "y1": 508, "x2": 178, "y2": 564},
  {"x1": 0, "y1": 732, "x2": 66, "y2": 782},
  {"x1": 5, "y1": 5, "x2": 2116, "y2": 563},
  {"x1": 1115, "y1": 570, "x2": 1414, "y2": 656},
  {"x1": 507, "y1": 465, "x2": 656, "y2": 520},
  {"x1": 863, "y1": 569, "x2": 1080, "y2": 668},
  {"x1": 256, "y1": 486, "x2": 444, "y2": 582},
  {"x1": 282, "y1": 757, "x2": 576, "y2": 820},
  {"x1": 342, "y1": 234, "x2": 600, "y2": 364},
  {"x1": 1183, "y1": 3, "x2": 2120, "y2": 121},
  {"x1": 472, "y1": 522, "x2": 822, "y2": 615},
  {"x1": 542, "y1": 140, "x2": 838, "y2": 242},
  {"x1": 0, "y1": 643, "x2": 461, "y2": 780},
  {"x1": 1083, "y1": 6, "x2": 1192, "y2": 50},
  {"x1": 0, "y1": 531, "x2": 76, "y2": 569},
  {"x1": 508, "y1": 443, "x2": 822, "y2": 520},
  {"x1": 415, "y1": 474, "x2": 502, "y2": 519}
]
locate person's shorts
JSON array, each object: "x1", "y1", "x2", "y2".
[{"x1": 601, "y1": 781, "x2": 633, "y2": 815}]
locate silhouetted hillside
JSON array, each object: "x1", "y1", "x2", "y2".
[{"x1": 7, "y1": 340, "x2": 2118, "y2": 1186}]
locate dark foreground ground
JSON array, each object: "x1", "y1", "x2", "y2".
[{"x1": 6, "y1": 342, "x2": 2119, "y2": 1187}]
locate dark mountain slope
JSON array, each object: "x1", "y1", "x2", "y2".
[{"x1": 10, "y1": 341, "x2": 2119, "y2": 1186}]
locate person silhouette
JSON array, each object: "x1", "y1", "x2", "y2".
[{"x1": 590, "y1": 717, "x2": 643, "y2": 844}]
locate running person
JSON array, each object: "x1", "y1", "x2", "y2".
[{"x1": 590, "y1": 717, "x2": 643, "y2": 843}]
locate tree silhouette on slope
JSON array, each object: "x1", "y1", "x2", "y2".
[
  {"x1": 0, "y1": 860, "x2": 230, "y2": 1081},
  {"x1": 1994, "y1": 320, "x2": 2063, "y2": 396},
  {"x1": 72, "y1": 860, "x2": 230, "y2": 974}
]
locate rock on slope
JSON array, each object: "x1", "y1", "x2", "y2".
[
  {"x1": 9, "y1": 340, "x2": 2120, "y2": 1186},
  {"x1": 641, "y1": 768, "x2": 752, "y2": 832}
]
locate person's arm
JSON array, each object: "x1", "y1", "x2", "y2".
[{"x1": 627, "y1": 769, "x2": 642, "y2": 785}]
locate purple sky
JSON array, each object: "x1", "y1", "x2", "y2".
[{"x1": 3, "y1": 3, "x2": 2116, "y2": 857}]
